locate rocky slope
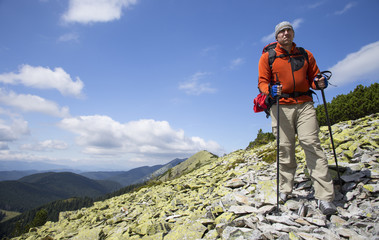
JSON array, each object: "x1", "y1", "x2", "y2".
[
  {"x1": 13, "y1": 114, "x2": 378, "y2": 240},
  {"x1": 157, "y1": 151, "x2": 219, "y2": 182}
]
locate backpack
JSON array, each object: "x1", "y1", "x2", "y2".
[{"x1": 253, "y1": 42, "x2": 310, "y2": 117}]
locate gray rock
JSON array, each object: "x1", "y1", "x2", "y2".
[
  {"x1": 222, "y1": 226, "x2": 263, "y2": 240},
  {"x1": 228, "y1": 205, "x2": 257, "y2": 215},
  {"x1": 11, "y1": 114, "x2": 379, "y2": 240},
  {"x1": 266, "y1": 215, "x2": 301, "y2": 227},
  {"x1": 225, "y1": 178, "x2": 245, "y2": 188},
  {"x1": 341, "y1": 171, "x2": 367, "y2": 182}
]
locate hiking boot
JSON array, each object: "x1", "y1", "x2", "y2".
[
  {"x1": 279, "y1": 193, "x2": 288, "y2": 204},
  {"x1": 318, "y1": 200, "x2": 337, "y2": 215}
]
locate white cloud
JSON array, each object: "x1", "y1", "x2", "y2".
[
  {"x1": 229, "y1": 58, "x2": 244, "y2": 70},
  {"x1": 21, "y1": 140, "x2": 68, "y2": 151},
  {"x1": 58, "y1": 33, "x2": 79, "y2": 42},
  {"x1": 328, "y1": 41, "x2": 379, "y2": 86},
  {"x1": 334, "y1": 2, "x2": 355, "y2": 15},
  {"x1": 261, "y1": 33, "x2": 275, "y2": 44},
  {"x1": 201, "y1": 45, "x2": 219, "y2": 56},
  {"x1": 261, "y1": 18, "x2": 304, "y2": 43},
  {"x1": 62, "y1": 0, "x2": 138, "y2": 24},
  {"x1": 179, "y1": 72, "x2": 217, "y2": 95},
  {"x1": 0, "y1": 142, "x2": 9, "y2": 150},
  {"x1": 291, "y1": 18, "x2": 304, "y2": 29},
  {"x1": 0, "y1": 116, "x2": 29, "y2": 143},
  {"x1": 0, "y1": 89, "x2": 70, "y2": 118},
  {"x1": 0, "y1": 65, "x2": 84, "y2": 98},
  {"x1": 308, "y1": 2, "x2": 324, "y2": 9},
  {"x1": 58, "y1": 115, "x2": 223, "y2": 156}
]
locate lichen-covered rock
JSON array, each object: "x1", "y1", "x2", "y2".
[
  {"x1": 12, "y1": 114, "x2": 379, "y2": 240},
  {"x1": 163, "y1": 221, "x2": 207, "y2": 240}
]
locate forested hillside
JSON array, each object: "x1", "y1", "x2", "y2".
[
  {"x1": 0, "y1": 197, "x2": 93, "y2": 238},
  {"x1": 316, "y1": 83, "x2": 378, "y2": 126},
  {"x1": 0, "y1": 172, "x2": 120, "y2": 212}
]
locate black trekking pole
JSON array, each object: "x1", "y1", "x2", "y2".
[
  {"x1": 318, "y1": 71, "x2": 343, "y2": 189},
  {"x1": 274, "y1": 77, "x2": 280, "y2": 213},
  {"x1": 276, "y1": 94, "x2": 280, "y2": 213}
]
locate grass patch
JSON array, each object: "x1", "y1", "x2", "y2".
[
  {"x1": 257, "y1": 147, "x2": 277, "y2": 164},
  {"x1": 0, "y1": 209, "x2": 21, "y2": 223},
  {"x1": 226, "y1": 158, "x2": 245, "y2": 171}
]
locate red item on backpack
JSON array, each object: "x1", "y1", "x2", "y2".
[{"x1": 253, "y1": 92, "x2": 268, "y2": 113}]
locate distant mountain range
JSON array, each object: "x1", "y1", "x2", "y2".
[
  {"x1": 80, "y1": 158, "x2": 186, "y2": 186},
  {"x1": 0, "y1": 172, "x2": 120, "y2": 212},
  {"x1": 0, "y1": 170, "x2": 41, "y2": 181},
  {"x1": 0, "y1": 161, "x2": 71, "y2": 172},
  {"x1": 0, "y1": 158, "x2": 186, "y2": 212}
]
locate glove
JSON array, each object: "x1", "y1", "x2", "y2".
[
  {"x1": 270, "y1": 84, "x2": 281, "y2": 97},
  {"x1": 314, "y1": 74, "x2": 329, "y2": 89}
]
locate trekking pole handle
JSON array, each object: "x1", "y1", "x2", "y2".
[
  {"x1": 315, "y1": 71, "x2": 332, "y2": 90},
  {"x1": 316, "y1": 71, "x2": 332, "y2": 82},
  {"x1": 275, "y1": 74, "x2": 282, "y2": 99}
]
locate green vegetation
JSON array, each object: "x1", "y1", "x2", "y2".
[
  {"x1": 0, "y1": 197, "x2": 93, "y2": 238},
  {"x1": 0, "y1": 162, "x2": 186, "y2": 239},
  {"x1": 316, "y1": 83, "x2": 379, "y2": 126},
  {"x1": 96, "y1": 182, "x2": 146, "y2": 201},
  {"x1": 158, "y1": 151, "x2": 218, "y2": 182},
  {"x1": 0, "y1": 172, "x2": 119, "y2": 213},
  {"x1": 0, "y1": 211, "x2": 5, "y2": 222},
  {"x1": 1, "y1": 81, "x2": 377, "y2": 239},
  {"x1": 0, "y1": 210, "x2": 21, "y2": 223},
  {"x1": 246, "y1": 83, "x2": 378, "y2": 152},
  {"x1": 29, "y1": 209, "x2": 48, "y2": 228},
  {"x1": 246, "y1": 129, "x2": 275, "y2": 150},
  {"x1": 226, "y1": 158, "x2": 246, "y2": 171}
]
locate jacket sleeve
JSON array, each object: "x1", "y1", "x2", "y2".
[
  {"x1": 258, "y1": 52, "x2": 272, "y2": 95},
  {"x1": 306, "y1": 50, "x2": 321, "y2": 90}
]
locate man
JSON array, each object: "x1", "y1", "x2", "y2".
[{"x1": 258, "y1": 21, "x2": 337, "y2": 215}]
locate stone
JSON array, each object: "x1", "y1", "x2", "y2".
[
  {"x1": 233, "y1": 192, "x2": 254, "y2": 206},
  {"x1": 222, "y1": 226, "x2": 263, "y2": 240},
  {"x1": 302, "y1": 217, "x2": 326, "y2": 227},
  {"x1": 255, "y1": 180, "x2": 277, "y2": 205},
  {"x1": 363, "y1": 184, "x2": 379, "y2": 193},
  {"x1": 256, "y1": 205, "x2": 276, "y2": 215},
  {"x1": 224, "y1": 178, "x2": 245, "y2": 188},
  {"x1": 163, "y1": 221, "x2": 207, "y2": 240},
  {"x1": 341, "y1": 172, "x2": 367, "y2": 182},
  {"x1": 71, "y1": 227, "x2": 102, "y2": 240},
  {"x1": 297, "y1": 232, "x2": 320, "y2": 240},
  {"x1": 228, "y1": 205, "x2": 257, "y2": 215},
  {"x1": 330, "y1": 215, "x2": 348, "y2": 226},
  {"x1": 10, "y1": 114, "x2": 379, "y2": 240},
  {"x1": 214, "y1": 212, "x2": 236, "y2": 225},
  {"x1": 336, "y1": 227, "x2": 363, "y2": 240},
  {"x1": 272, "y1": 222, "x2": 298, "y2": 233},
  {"x1": 266, "y1": 215, "x2": 302, "y2": 227}
]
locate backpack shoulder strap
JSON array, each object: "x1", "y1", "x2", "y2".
[
  {"x1": 262, "y1": 42, "x2": 278, "y2": 69},
  {"x1": 268, "y1": 49, "x2": 276, "y2": 69},
  {"x1": 297, "y1": 47, "x2": 309, "y2": 64}
]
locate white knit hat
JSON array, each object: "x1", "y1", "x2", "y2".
[{"x1": 275, "y1": 21, "x2": 293, "y2": 38}]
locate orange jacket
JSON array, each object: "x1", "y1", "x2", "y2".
[{"x1": 258, "y1": 42, "x2": 320, "y2": 105}]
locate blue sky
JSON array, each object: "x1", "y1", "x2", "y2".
[{"x1": 0, "y1": 0, "x2": 378, "y2": 171}]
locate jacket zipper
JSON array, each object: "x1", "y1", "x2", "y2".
[{"x1": 282, "y1": 47, "x2": 298, "y2": 103}]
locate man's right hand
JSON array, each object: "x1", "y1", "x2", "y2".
[{"x1": 271, "y1": 84, "x2": 282, "y2": 97}]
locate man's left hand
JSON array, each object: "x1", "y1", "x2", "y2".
[{"x1": 314, "y1": 75, "x2": 328, "y2": 89}]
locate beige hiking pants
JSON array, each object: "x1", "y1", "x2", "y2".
[{"x1": 270, "y1": 101, "x2": 335, "y2": 201}]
